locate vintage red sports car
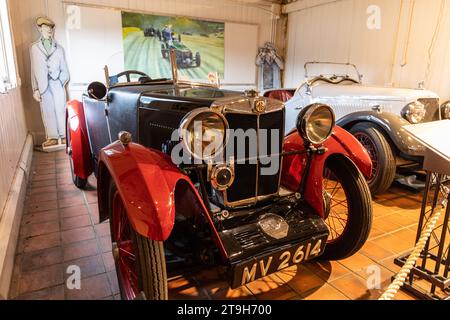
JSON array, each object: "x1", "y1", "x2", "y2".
[{"x1": 66, "y1": 54, "x2": 373, "y2": 300}]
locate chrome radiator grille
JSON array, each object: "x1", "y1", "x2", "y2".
[
  {"x1": 223, "y1": 110, "x2": 285, "y2": 207},
  {"x1": 418, "y1": 98, "x2": 440, "y2": 122}
]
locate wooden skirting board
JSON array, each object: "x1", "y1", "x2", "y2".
[{"x1": 0, "y1": 135, "x2": 34, "y2": 299}]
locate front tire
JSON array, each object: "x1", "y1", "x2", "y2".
[
  {"x1": 321, "y1": 157, "x2": 373, "y2": 260},
  {"x1": 108, "y1": 180, "x2": 168, "y2": 300},
  {"x1": 161, "y1": 44, "x2": 167, "y2": 59},
  {"x1": 195, "y1": 52, "x2": 201, "y2": 67},
  {"x1": 350, "y1": 122, "x2": 396, "y2": 195}
]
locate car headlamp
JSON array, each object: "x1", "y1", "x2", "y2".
[
  {"x1": 403, "y1": 101, "x2": 426, "y2": 124},
  {"x1": 296, "y1": 103, "x2": 336, "y2": 145},
  {"x1": 180, "y1": 109, "x2": 228, "y2": 161},
  {"x1": 441, "y1": 101, "x2": 450, "y2": 119},
  {"x1": 210, "y1": 164, "x2": 234, "y2": 190}
]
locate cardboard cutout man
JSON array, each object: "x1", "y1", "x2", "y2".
[{"x1": 30, "y1": 17, "x2": 70, "y2": 149}]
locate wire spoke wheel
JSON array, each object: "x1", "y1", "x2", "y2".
[
  {"x1": 321, "y1": 157, "x2": 373, "y2": 260},
  {"x1": 353, "y1": 132, "x2": 379, "y2": 184},
  {"x1": 108, "y1": 181, "x2": 168, "y2": 300},
  {"x1": 323, "y1": 170, "x2": 349, "y2": 244},
  {"x1": 350, "y1": 123, "x2": 396, "y2": 195},
  {"x1": 112, "y1": 191, "x2": 140, "y2": 300}
]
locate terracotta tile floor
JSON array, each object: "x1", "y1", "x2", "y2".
[{"x1": 8, "y1": 150, "x2": 424, "y2": 300}]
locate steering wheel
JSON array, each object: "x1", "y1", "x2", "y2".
[{"x1": 114, "y1": 70, "x2": 151, "y2": 83}]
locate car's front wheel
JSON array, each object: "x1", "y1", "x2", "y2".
[
  {"x1": 161, "y1": 44, "x2": 167, "y2": 59},
  {"x1": 350, "y1": 122, "x2": 396, "y2": 195},
  {"x1": 321, "y1": 156, "x2": 373, "y2": 260},
  {"x1": 108, "y1": 180, "x2": 168, "y2": 300},
  {"x1": 195, "y1": 52, "x2": 201, "y2": 67}
]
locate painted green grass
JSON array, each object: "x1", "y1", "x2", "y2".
[{"x1": 123, "y1": 31, "x2": 224, "y2": 81}]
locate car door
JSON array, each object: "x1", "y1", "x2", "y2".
[{"x1": 82, "y1": 96, "x2": 111, "y2": 163}]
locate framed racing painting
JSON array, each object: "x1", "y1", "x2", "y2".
[{"x1": 122, "y1": 11, "x2": 225, "y2": 81}]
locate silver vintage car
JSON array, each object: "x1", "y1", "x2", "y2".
[{"x1": 265, "y1": 62, "x2": 446, "y2": 195}]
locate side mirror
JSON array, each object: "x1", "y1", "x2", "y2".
[{"x1": 87, "y1": 82, "x2": 107, "y2": 100}]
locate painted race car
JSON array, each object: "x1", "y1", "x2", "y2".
[
  {"x1": 144, "y1": 27, "x2": 156, "y2": 37},
  {"x1": 66, "y1": 53, "x2": 373, "y2": 300},
  {"x1": 265, "y1": 62, "x2": 442, "y2": 195},
  {"x1": 161, "y1": 35, "x2": 201, "y2": 68}
]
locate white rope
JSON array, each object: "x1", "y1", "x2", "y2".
[{"x1": 379, "y1": 210, "x2": 442, "y2": 300}]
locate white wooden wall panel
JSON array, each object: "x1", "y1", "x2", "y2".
[
  {"x1": 0, "y1": 0, "x2": 29, "y2": 219},
  {"x1": 0, "y1": 88, "x2": 28, "y2": 220},
  {"x1": 224, "y1": 23, "x2": 259, "y2": 84},
  {"x1": 284, "y1": 0, "x2": 450, "y2": 101}
]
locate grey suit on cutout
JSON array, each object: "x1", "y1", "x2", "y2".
[{"x1": 30, "y1": 38, "x2": 70, "y2": 139}]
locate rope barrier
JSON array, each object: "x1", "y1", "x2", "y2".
[{"x1": 379, "y1": 210, "x2": 442, "y2": 300}]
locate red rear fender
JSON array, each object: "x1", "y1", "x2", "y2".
[{"x1": 66, "y1": 100, "x2": 93, "y2": 179}]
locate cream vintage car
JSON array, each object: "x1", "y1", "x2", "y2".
[{"x1": 265, "y1": 62, "x2": 445, "y2": 195}]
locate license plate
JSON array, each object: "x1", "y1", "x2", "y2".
[{"x1": 231, "y1": 236, "x2": 327, "y2": 288}]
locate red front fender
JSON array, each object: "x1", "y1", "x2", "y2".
[
  {"x1": 97, "y1": 142, "x2": 226, "y2": 257},
  {"x1": 281, "y1": 126, "x2": 372, "y2": 218},
  {"x1": 66, "y1": 100, "x2": 93, "y2": 179}
]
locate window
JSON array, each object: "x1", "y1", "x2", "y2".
[{"x1": 0, "y1": 0, "x2": 17, "y2": 93}]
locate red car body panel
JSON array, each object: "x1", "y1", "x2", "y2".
[
  {"x1": 97, "y1": 141, "x2": 227, "y2": 257},
  {"x1": 66, "y1": 100, "x2": 93, "y2": 179},
  {"x1": 281, "y1": 126, "x2": 372, "y2": 218}
]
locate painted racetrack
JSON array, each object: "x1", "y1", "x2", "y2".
[{"x1": 123, "y1": 31, "x2": 224, "y2": 80}]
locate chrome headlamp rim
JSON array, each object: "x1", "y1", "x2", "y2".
[
  {"x1": 179, "y1": 108, "x2": 229, "y2": 161},
  {"x1": 296, "y1": 103, "x2": 336, "y2": 145},
  {"x1": 403, "y1": 101, "x2": 426, "y2": 124},
  {"x1": 441, "y1": 101, "x2": 450, "y2": 119},
  {"x1": 210, "y1": 164, "x2": 235, "y2": 191}
]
